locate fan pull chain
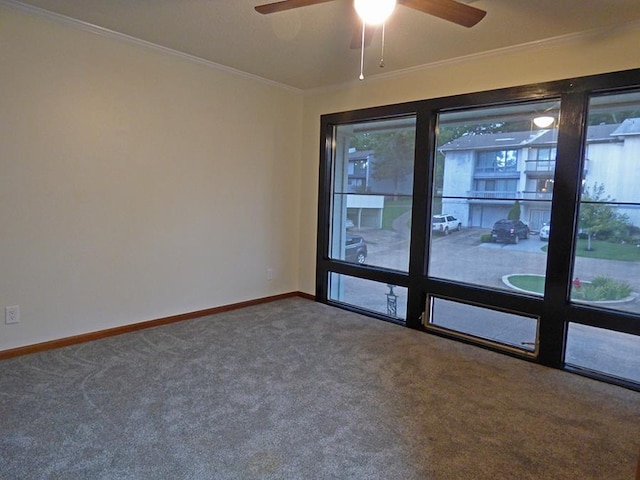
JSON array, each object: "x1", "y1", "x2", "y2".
[
  {"x1": 359, "y1": 22, "x2": 366, "y2": 80},
  {"x1": 379, "y1": 22, "x2": 386, "y2": 68}
]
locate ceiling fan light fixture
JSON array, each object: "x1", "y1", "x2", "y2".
[{"x1": 354, "y1": 0, "x2": 396, "y2": 25}]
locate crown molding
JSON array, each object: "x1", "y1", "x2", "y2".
[
  {"x1": 307, "y1": 18, "x2": 640, "y2": 95},
  {"x1": 0, "y1": 0, "x2": 304, "y2": 94},
  {"x1": 3, "y1": 0, "x2": 638, "y2": 95}
]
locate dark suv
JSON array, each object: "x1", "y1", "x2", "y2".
[
  {"x1": 490, "y1": 219, "x2": 530, "y2": 244},
  {"x1": 345, "y1": 234, "x2": 367, "y2": 264}
]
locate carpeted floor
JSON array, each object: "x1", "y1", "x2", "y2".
[{"x1": 1, "y1": 297, "x2": 638, "y2": 479}]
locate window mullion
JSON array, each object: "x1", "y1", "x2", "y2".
[{"x1": 538, "y1": 91, "x2": 589, "y2": 367}]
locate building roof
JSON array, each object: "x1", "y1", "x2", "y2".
[
  {"x1": 439, "y1": 130, "x2": 550, "y2": 152},
  {"x1": 440, "y1": 121, "x2": 633, "y2": 152},
  {"x1": 587, "y1": 123, "x2": 621, "y2": 142},
  {"x1": 611, "y1": 118, "x2": 640, "y2": 136}
]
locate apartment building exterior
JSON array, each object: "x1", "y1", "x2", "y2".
[{"x1": 439, "y1": 118, "x2": 640, "y2": 232}]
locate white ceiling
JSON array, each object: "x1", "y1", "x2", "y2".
[{"x1": 7, "y1": 0, "x2": 640, "y2": 90}]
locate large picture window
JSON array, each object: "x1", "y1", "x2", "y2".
[
  {"x1": 324, "y1": 116, "x2": 416, "y2": 319},
  {"x1": 570, "y1": 90, "x2": 640, "y2": 315},
  {"x1": 564, "y1": 90, "x2": 640, "y2": 383},
  {"x1": 317, "y1": 69, "x2": 640, "y2": 391},
  {"x1": 429, "y1": 101, "x2": 560, "y2": 292}
]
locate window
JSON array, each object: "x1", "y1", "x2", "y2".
[
  {"x1": 532, "y1": 147, "x2": 557, "y2": 161},
  {"x1": 472, "y1": 179, "x2": 518, "y2": 199},
  {"x1": 570, "y1": 90, "x2": 640, "y2": 315},
  {"x1": 475, "y1": 150, "x2": 518, "y2": 174},
  {"x1": 564, "y1": 90, "x2": 640, "y2": 383},
  {"x1": 347, "y1": 157, "x2": 369, "y2": 192},
  {"x1": 317, "y1": 69, "x2": 640, "y2": 390},
  {"x1": 565, "y1": 324, "x2": 640, "y2": 383},
  {"x1": 319, "y1": 115, "x2": 416, "y2": 319},
  {"x1": 329, "y1": 117, "x2": 416, "y2": 272},
  {"x1": 329, "y1": 273, "x2": 408, "y2": 320},
  {"x1": 429, "y1": 101, "x2": 560, "y2": 294},
  {"x1": 426, "y1": 296, "x2": 538, "y2": 354}
]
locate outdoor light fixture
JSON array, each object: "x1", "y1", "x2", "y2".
[
  {"x1": 354, "y1": 0, "x2": 396, "y2": 25},
  {"x1": 533, "y1": 115, "x2": 555, "y2": 128}
]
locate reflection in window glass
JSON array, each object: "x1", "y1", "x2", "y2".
[
  {"x1": 426, "y1": 297, "x2": 538, "y2": 353},
  {"x1": 329, "y1": 273, "x2": 407, "y2": 320},
  {"x1": 566, "y1": 323, "x2": 640, "y2": 383},
  {"x1": 330, "y1": 117, "x2": 416, "y2": 272},
  {"x1": 571, "y1": 91, "x2": 640, "y2": 314},
  {"x1": 429, "y1": 101, "x2": 560, "y2": 294}
]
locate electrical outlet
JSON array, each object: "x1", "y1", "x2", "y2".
[
  {"x1": 267, "y1": 268, "x2": 273, "y2": 280},
  {"x1": 5, "y1": 305, "x2": 20, "y2": 325}
]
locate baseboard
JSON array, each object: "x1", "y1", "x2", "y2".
[{"x1": 0, "y1": 291, "x2": 315, "y2": 360}]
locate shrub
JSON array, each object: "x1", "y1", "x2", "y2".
[
  {"x1": 590, "y1": 276, "x2": 632, "y2": 298},
  {"x1": 480, "y1": 233, "x2": 493, "y2": 243},
  {"x1": 507, "y1": 200, "x2": 521, "y2": 221},
  {"x1": 575, "y1": 276, "x2": 632, "y2": 301}
]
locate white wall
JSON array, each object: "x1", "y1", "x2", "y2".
[
  {"x1": 298, "y1": 22, "x2": 640, "y2": 294},
  {"x1": 0, "y1": 6, "x2": 303, "y2": 350}
]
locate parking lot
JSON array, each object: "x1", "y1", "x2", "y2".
[
  {"x1": 347, "y1": 224, "x2": 640, "y2": 308},
  {"x1": 336, "y1": 223, "x2": 640, "y2": 383}
]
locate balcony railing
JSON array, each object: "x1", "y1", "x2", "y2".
[
  {"x1": 465, "y1": 190, "x2": 552, "y2": 201},
  {"x1": 521, "y1": 191, "x2": 552, "y2": 200},
  {"x1": 524, "y1": 160, "x2": 556, "y2": 173},
  {"x1": 467, "y1": 190, "x2": 518, "y2": 200}
]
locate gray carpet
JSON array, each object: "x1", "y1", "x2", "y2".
[{"x1": 1, "y1": 297, "x2": 638, "y2": 479}]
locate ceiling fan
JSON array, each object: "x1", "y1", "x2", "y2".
[
  {"x1": 255, "y1": 0, "x2": 487, "y2": 79},
  {"x1": 255, "y1": 0, "x2": 486, "y2": 29}
]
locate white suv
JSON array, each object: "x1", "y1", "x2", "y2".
[{"x1": 432, "y1": 214, "x2": 462, "y2": 235}]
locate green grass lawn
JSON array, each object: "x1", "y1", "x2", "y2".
[
  {"x1": 508, "y1": 275, "x2": 545, "y2": 295},
  {"x1": 382, "y1": 198, "x2": 412, "y2": 230},
  {"x1": 574, "y1": 239, "x2": 640, "y2": 261},
  {"x1": 541, "y1": 239, "x2": 640, "y2": 261},
  {"x1": 507, "y1": 274, "x2": 632, "y2": 301}
]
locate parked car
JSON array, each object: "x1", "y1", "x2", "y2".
[
  {"x1": 345, "y1": 234, "x2": 367, "y2": 264},
  {"x1": 345, "y1": 218, "x2": 354, "y2": 229},
  {"x1": 432, "y1": 214, "x2": 462, "y2": 235},
  {"x1": 539, "y1": 224, "x2": 550, "y2": 241},
  {"x1": 491, "y1": 219, "x2": 530, "y2": 244}
]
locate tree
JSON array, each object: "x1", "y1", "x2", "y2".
[
  {"x1": 588, "y1": 109, "x2": 640, "y2": 126},
  {"x1": 352, "y1": 130, "x2": 415, "y2": 197},
  {"x1": 579, "y1": 183, "x2": 630, "y2": 250},
  {"x1": 508, "y1": 200, "x2": 521, "y2": 220}
]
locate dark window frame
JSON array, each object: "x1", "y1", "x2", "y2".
[{"x1": 316, "y1": 68, "x2": 640, "y2": 391}]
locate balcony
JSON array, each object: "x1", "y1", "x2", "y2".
[
  {"x1": 525, "y1": 160, "x2": 555, "y2": 177},
  {"x1": 466, "y1": 190, "x2": 552, "y2": 202},
  {"x1": 467, "y1": 190, "x2": 518, "y2": 202},
  {"x1": 521, "y1": 190, "x2": 552, "y2": 201},
  {"x1": 473, "y1": 170, "x2": 520, "y2": 179}
]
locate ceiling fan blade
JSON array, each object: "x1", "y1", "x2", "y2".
[
  {"x1": 255, "y1": 0, "x2": 337, "y2": 15},
  {"x1": 350, "y1": 24, "x2": 376, "y2": 50},
  {"x1": 398, "y1": 0, "x2": 486, "y2": 27}
]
